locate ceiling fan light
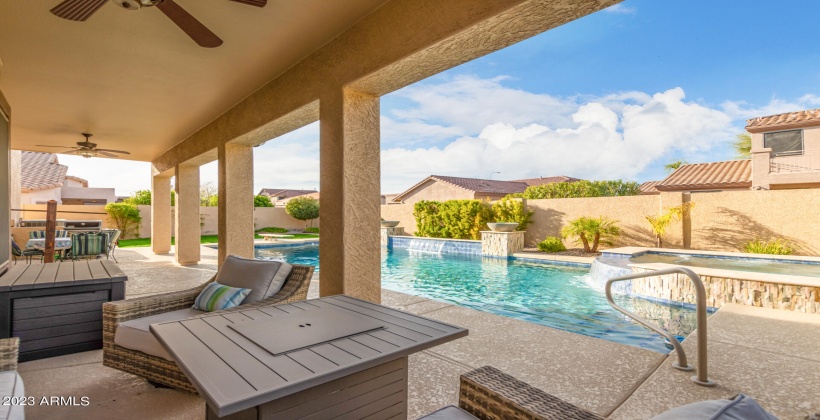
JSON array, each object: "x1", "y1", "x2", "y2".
[
  {"x1": 79, "y1": 149, "x2": 97, "y2": 158},
  {"x1": 110, "y1": 0, "x2": 142, "y2": 10}
]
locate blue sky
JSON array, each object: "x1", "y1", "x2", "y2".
[{"x1": 63, "y1": 0, "x2": 820, "y2": 195}]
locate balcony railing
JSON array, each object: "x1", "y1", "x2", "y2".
[{"x1": 770, "y1": 151, "x2": 820, "y2": 173}]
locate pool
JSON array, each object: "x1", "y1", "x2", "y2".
[
  {"x1": 255, "y1": 245, "x2": 698, "y2": 353},
  {"x1": 629, "y1": 251, "x2": 820, "y2": 278}
]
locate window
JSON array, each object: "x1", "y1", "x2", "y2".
[{"x1": 764, "y1": 130, "x2": 803, "y2": 156}]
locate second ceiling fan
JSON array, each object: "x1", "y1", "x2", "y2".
[{"x1": 50, "y1": 0, "x2": 267, "y2": 48}]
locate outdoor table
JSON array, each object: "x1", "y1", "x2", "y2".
[
  {"x1": 0, "y1": 260, "x2": 127, "y2": 361},
  {"x1": 25, "y1": 237, "x2": 73, "y2": 259},
  {"x1": 151, "y1": 294, "x2": 468, "y2": 420}
]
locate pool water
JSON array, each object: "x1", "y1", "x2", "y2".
[
  {"x1": 255, "y1": 245, "x2": 699, "y2": 353},
  {"x1": 630, "y1": 252, "x2": 820, "y2": 278}
]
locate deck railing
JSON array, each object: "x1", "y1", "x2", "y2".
[{"x1": 770, "y1": 151, "x2": 820, "y2": 173}]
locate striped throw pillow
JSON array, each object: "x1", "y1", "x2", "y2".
[{"x1": 193, "y1": 283, "x2": 251, "y2": 312}]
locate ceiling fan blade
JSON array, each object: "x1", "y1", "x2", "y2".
[
  {"x1": 36, "y1": 145, "x2": 81, "y2": 149},
  {"x1": 96, "y1": 151, "x2": 118, "y2": 158},
  {"x1": 50, "y1": 0, "x2": 108, "y2": 21},
  {"x1": 94, "y1": 149, "x2": 131, "y2": 154},
  {"x1": 229, "y1": 0, "x2": 267, "y2": 7},
  {"x1": 156, "y1": 0, "x2": 223, "y2": 48}
]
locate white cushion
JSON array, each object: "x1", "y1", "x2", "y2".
[
  {"x1": 114, "y1": 308, "x2": 205, "y2": 361},
  {"x1": 0, "y1": 371, "x2": 25, "y2": 420}
]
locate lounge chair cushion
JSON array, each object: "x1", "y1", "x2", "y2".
[
  {"x1": 0, "y1": 371, "x2": 25, "y2": 420},
  {"x1": 215, "y1": 255, "x2": 293, "y2": 304},
  {"x1": 651, "y1": 394, "x2": 777, "y2": 420},
  {"x1": 114, "y1": 308, "x2": 205, "y2": 361},
  {"x1": 419, "y1": 406, "x2": 477, "y2": 420},
  {"x1": 192, "y1": 282, "x2": 251, "y2": 312}
]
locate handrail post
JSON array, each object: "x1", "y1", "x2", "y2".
[{"x1": 605, "y1": 267, "x2": 715, "y2": 387}]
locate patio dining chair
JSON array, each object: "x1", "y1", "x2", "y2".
[
  {"x1": 11, "y1": 237, "x2": 43, "y2": 264},
  {"x1": 102, "y1": 256, "x2": 314, "y2": 393},
  {"x1": 100, "y1": 228, "x2": 121, "y2": 262},
  {"x1": 67, "y1": 232, "x2": 109, "y2": 260},
  {"x1": 28, "y1": 230, "x2": 70, "y2": 239}
]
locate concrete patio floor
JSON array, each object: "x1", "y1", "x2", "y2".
[{"x1": 16, "y1": 246, "x2": 820, "y2": 419}]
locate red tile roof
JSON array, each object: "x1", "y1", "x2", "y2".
[
  {"x1": 391, "y1": 175, "x2": 577, "y2": 202},
  {"x1": 258, "y1": 188, "x2": 317, "y2": 199},
  {"x1": 746, "y1": 109, "x2": 820, "y2": 133},
  {"x1": 656, "y1": 160, "x2": 751, "y2": 192},
  {"x1": 638, "y1": 181, "x2": 661, "y2": 195},
  {"x1": 21, "y1": 152, "x2": 69, "y2": 192},
  {"x1": 512, "y1": 176, "x2": 582, "y2": 186}
]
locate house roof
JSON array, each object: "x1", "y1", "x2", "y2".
[
  {"x1": 638, "y1": 181, "x2": 662, "y2": 195},
  {"x1": 511, "y1": 176, "x2": 582, "y2": 186},
  {"x1": 392, "y1": 175, "x2": 577, "y2": 203},
  {"x1": 746, "y1": 109, "x2": 820, "y2": 133},
  {"x1": 258, "y1": 189, "x2": 318, "y2": 200},
  {"x1": 656, "y1": 160, "x2": 751, "y2": 192},
  {"x1": 20, "y1": 151, "x2": 69, "y2": 192}
]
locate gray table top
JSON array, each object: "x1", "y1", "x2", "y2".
[
  {"x1": 150, "y1": 295, "x2": 468, "y2": 417},
  {"x1": 0, "y1": 260, "x2": 127, "y2": 292}
]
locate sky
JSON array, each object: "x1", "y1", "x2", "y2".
[{"x1": 60, "y1": 0, "x2": 820, "y2": 196}]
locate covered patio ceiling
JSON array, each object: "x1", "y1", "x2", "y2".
[{"x1": 0, "y1": 0, "x2": 390, "y2": 162}]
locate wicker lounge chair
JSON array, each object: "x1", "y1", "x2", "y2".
[
  {"x1": 457, "y1": 366, "x2": 604, "y2": 419},
  {"x1": 102, "y1": 261, "x2": 314, "y2": 393}
]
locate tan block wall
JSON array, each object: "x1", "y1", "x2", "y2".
[
  {"x1": 689, "y1": 189, "x2": 820, "y2": 255},
  {"x1": 380, "y1": 203, "x2": 416, "y2": 235}
]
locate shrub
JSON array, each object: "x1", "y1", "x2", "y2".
[
  {"x1": 517, "y1": 180, "x2": 640, "y2": 199},
  {"x1": 743, "y1": 238, "x2": 794, "y2": 255},
  {"x1": 286, "y1": 196, "x2": 320, "y2": 228},
  {"x1": 561, "y1": 216, "x2": 620, "y2": 253},
  {"x1": 257, "y1": 227, "x2": 289, "y2": 234},
  {"x1": 123, "y1": 190, "x2": 175, "y2": 206},
  {"x1": 645, "y1": 203, "x2": 695, "y2": 248},
  {"x1": 413, "y1": 200, "x2": 492, "y2": 240},
  {"x1": 304, "y1": 227, "x2": 320, "y2": 234},
  {"x1": 254, "y1": 195, "x2": 273, "y2": 207},
  {"x1": 105, "y1": 203, "x2": 141, "y2": 239},
  {"x1": 491, "y1": 197, "x2": 533, "y2": 231},
  {"x1": 537, "y1": 236, "x2": 566, "y2": 253}
]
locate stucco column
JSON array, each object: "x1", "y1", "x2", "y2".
[
  {"x1": 174, "y1": 164, "x2": 200, "y2": 265},
  {"x1": 151, "y1": 173, "x2": 172, "y2": 254},
  {"x1": 217, "y1": 143, "x2": 254, "y2": 266},
  {"x1": 319, "y1": 89, "x2": 381, "y2": 303}
]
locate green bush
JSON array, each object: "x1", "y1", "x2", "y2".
[
  {"x1": 304, "y1": 227, "x2": 320, "y2": 234},
  {"x1": 561, "y1": 216, "x2": 620, "y2": 253},
  {"x1": 254, "y1": 195, "x2": 273, "y2": 207},
  {"x1": 537, "y1": 236, "x2": 566, "y2": 253},
  {"x1": 256, "y1": 227, "x2": 289, "y2": 234},
  {"x1": 413, "y1": 200, "x2": 492, "y2": 240},
  {"x1": 123, "y1": 190, "x2": 175, "y2": 206},
  {"x1": 743, "y1": 238, "x2": 794, "y2": 255},
  {"x1": 517, "y1": 180, "x2": 640, "y2": 199},
  {"x1": 491, "y1": 197, "x2": 533, "y2": 231},
  {"x1": 286, "y1": 196, "x2": 320, "y2": 228},
  {"x1": 105, "y1": 203, "x2": 142, "y2": 239}
]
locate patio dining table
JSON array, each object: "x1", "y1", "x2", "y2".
[
  {"x1": 25, "y1": 238, "x2": 72, "y2": 252},
  {"x1": 151, "y1": 295, "x2": 468, "y2": 420}
]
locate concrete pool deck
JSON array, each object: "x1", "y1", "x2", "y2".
[{"x1": 16, "y1": 246, "x2": 820, "y2": 419}]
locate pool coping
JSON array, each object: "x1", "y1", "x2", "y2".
[
  {"x1": 629, "y1": 262, "x2": 820, "y2": 288},
  {"x1": 603, "y1": 246, "x2": 820, "y2": 263}
]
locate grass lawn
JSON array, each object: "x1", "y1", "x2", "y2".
[{"x1": 118, "y1": 234, "x2": 319, "y2": 248}]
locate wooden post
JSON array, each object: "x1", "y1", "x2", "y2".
[{"x1": 44, "y1": 200, "x2": 57, "y2": 263}]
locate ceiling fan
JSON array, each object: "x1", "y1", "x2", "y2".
[
  {"x1": 49, "y1": 0, "x2": 267, "y2": 48},
  {"x1": 37, "y1": 133, "x2": 132, "y2": 159}
]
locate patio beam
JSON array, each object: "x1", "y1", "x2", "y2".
[
  {"x1": 175, "y1": 164, "x2": 200, "y2": 265},
  {"x1": 151, "y1": 173, "x2": 172, "y2": 254},
  {"x1": 319, "y1": 89, "x2": 381, "y2": 303},
  {"x1": 217, "y1": 143, "x2": 254, "y2": 266}
]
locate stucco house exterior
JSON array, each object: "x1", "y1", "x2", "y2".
[
  {"x1": 748, "y1": 109, "x2": 820, "y2": 190},
  {"x1": 20, "y1": 151, "x2": 117, "y2": 205},
  {"x1": 257, "y1": 188, "x2": 318, "y2": 206},
  {"x1": 390, "y1": 175, "x2": 580, "y2": 204}
]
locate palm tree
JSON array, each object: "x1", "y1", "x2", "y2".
[
  {"x1": 664, "y1": 160, "x2": 687, "y2": 173},
  {"x1": 561, "y1": 216, "x2": 621, "y2": 253},
  {"x1": 645, "y1": 203, "x2": 695, "y2": 247},
  {"x1": 733, "y1": 132, "x2": 752, "y2": 159}
]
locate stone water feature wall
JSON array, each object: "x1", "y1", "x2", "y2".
[
  {"x1": 481, "y1": 231, "x2": 524, "y2": 257},
  {"x1": 631, "y1": 267, "x2": 820, "y2": 314}
]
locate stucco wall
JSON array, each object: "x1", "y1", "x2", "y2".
[
  {"x1": 21, "y1": 188, "x2": 61, "y2": 205},
  {"x1": 395, "y1": 179, "x2": 472, "y2": 205},
  {"x1": 380, "y1": 203, "x2": 416, "y2": 235}
]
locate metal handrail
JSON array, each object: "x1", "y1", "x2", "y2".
[{"x1": 605, "y1": 267, "x2": 715, "y2": 387}]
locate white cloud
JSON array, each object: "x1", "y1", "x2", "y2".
[
  {"x1": 603, "y1": 4, "x2": 636, "y2": 14},
  {"x1": 720, "y1": 94, "x2": 820, "y2": 122}
]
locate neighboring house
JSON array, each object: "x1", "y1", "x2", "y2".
[
  {"x1": 257, "y1": 188, "x2": 318, "y2": 206},
  {"x1": 391, "y1": 175, "x2": 579, "y2": 204},
  {"x1": 277, "y1": 192, "x2": 320, "y2": 207},
  {"x1": 649, "y1": 160, "x2": 751, "y2": 193},
  {"x1": 20, "y1": 151, "x2": 117, "y2": 205},
  {"x1": 747, "y1": 109, "x2": 820, "y2": 190},
  {"x1": 381, "y1": 193, "x2": 400, "y2": 205}
]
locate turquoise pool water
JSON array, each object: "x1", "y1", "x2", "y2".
[
  {"x1": 629, "y1": 252, "x2": 820, "y2": 278},
  {"x1": 255, "y1": 244, "x2": 698, "y2": 353}
]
